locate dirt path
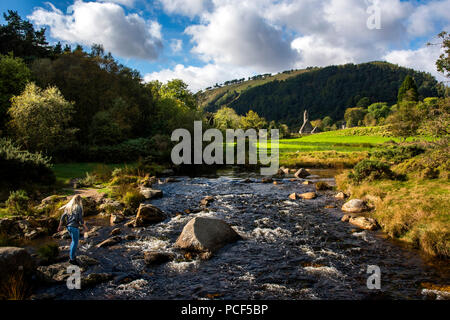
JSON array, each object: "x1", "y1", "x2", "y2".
[{"x1": 72, "y1": 188, "x2": 106, "y2": 202}]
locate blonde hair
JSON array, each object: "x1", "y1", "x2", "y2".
[{"x1": 60, "y1": 195, "x2": 83, "y2": 216}]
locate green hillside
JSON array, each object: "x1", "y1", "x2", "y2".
[{"x1": 200, "y1": 62, "x2": 442, "y2": 130}]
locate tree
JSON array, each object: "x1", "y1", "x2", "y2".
[
  {"x1": 418, "y1": 97, "x2": 450, "y2": 138},
  {"x1": 0, "y1": 53, "x2": 31, "y2": 132},
  {"x1": 322, "y1": 116, "x2": 333, "y2": 128},
  {"x1": 214, "y1": 107, "x2": 241, "y2": 131},
  {"x1": 310, "y1": 119, "x2": 323, "y2": 131},
  {"x1": 239, "y1": 110, "x2": 267, "y2": 131},
  {"x1": 344, "y1": 107, "x2": 367, "y2": 127},
  {"x1": 8, "y1": 83, "x2": 77, "y2": 155},
  {"x1": 428, "y1": 31, "x2": 450, "y2": 79},
  {"x1": 160, "y1": 79, "x2": 197, "y2": 110},
  {"x1": 0, "y1": 11, "x2": 52, "y2": 63},
  {"x1": 398, "y1": 75, "x2": 418, "y2": 103},
  {"x1": 356, "y1": 97, "x2": 370, "y2": 108},
  {"x1": 367, "y1": 102, "x2": 390, "y2": 124},
  {"x1": 386, "y1": 101, "x2": 421, "y2": 139}
]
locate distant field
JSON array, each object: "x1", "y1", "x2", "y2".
[
  {"x1": 257, "y1": 128, "x2": 432, "y2": 168},
  {"x1": 52, "y1": 162, "x2": 134, "y2": 183}
]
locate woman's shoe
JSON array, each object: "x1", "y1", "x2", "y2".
[{"x1": 69, "y1": 259, "x2": 79, "y2": 266}]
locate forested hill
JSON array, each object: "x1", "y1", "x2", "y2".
[{"x1": 201, "y1": 62, "x2": 442, "y2": 129}]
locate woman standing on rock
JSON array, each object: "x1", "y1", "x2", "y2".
[{"x1": 57, "y1": 195, "x2": 89, "y2": 265}]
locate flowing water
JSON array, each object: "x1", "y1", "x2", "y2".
[{"x1": 37, "y1": 170, "x2": 449, "y2": 300}]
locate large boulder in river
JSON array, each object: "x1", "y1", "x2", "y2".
[
  {"x1": 174, "y1": 217, "x2": 241, "y2": 252},
  {"x1": 0, "y1": 247, "x2": 35, "y2": 281},
  {"x1": 299, "y1": 192, "x2": 317, "y2": 200},
  {"x1": 349, "y1": 216, "x2": 379, "y2": 231},
  {"x1": 134, "y1": 204, "x2": 166, "y2": 227},
  {"x1": 140, "y1": 187, "x2": 163, "y2": 200},
  {"x1": 342, "y1": 199, "x2": 368, "y2": 213},
  {"x1": 294, "y1": 168, "x2": 310, "y2": 179},
  {"x1": 144, "y1": 251, "x2": 174, "y2": 265}
]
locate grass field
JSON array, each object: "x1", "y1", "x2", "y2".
[
  {"x1": 255, "y1": 127, "x2": 433, "y2": 168},
  {"x1": 52, "y1": 162, "x2": 135, "y2": 183}
]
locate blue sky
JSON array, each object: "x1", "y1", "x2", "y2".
[{"x1": 1, "y1": 0, "x2": 449, "y2": 91}]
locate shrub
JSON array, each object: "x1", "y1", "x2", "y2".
[
  {"x1": 371, "y1": 144, "x2": 425, "y2": 164},
  {"x1": 421, "y1": 167, "x2": 440, "y2": 180},
  {"x1": 0, "y1": 138, "x2": 55, "y2": 188},
  {"x1": 77, "y1": 172, "x2": 97, "y2": 188},
  {"x1": 37, "y1": 243, "x2": 59, "y2": 265},
  {"x1": 92, "y1": 164, "x2": 113, "y2": 183},
  {"x1": 122, "y1": 190, "x2": 145, "y2": 212},
  {"x1": 6, "y1": 190, "x2": 30, "y2": 215},
  {"x1": 109, "y1": 175, "x2": 138, "y2": 186},
  {"x1": 348, "y1": 160, "x2": 396, "y2": 183},
  {"x1": 0, "y1": 271, "x2": 30, "y2": 300}
]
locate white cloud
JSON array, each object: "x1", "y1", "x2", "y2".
[
  {"x1": 384, "y1": 44, "x2": 447, "y2": 82},
  {"x1": 97, "y1": 0, "x2": 136, "y2": 7},
  {"x1": 170, "y1": 39, "x2": 183, "y2": 53},
  {"x1": 28, "y1": 0, "x2": 163, "y2": 60},
  {"x1": 185, "y1": 4, "x2": 299, "y2": 71},
  {"x1": 406, "y1": 0, "x2": 450, "y2": 36},
  {"x1": 146, "y1": 0, "x2": 450, "y2": 90},
  {"x1": 144, "y1": 63, "x2": 255, "y2": 92},
  {"x1": 291, "y1": 35, "x2": 357, "y2": 68},
  {"x1": 158, "y1": 0, "x2": 213, "y2": 18}
]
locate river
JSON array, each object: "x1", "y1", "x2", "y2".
[{"x1": 32, "y1": 169, "x2": 449, "y2": 300}]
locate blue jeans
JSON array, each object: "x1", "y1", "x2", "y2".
[{"x1": 67, "y1": 226, "x2": 80, "y2": 260}]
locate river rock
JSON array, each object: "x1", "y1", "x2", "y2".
[
  {"x1": 335, "y1": 192, "x2": 346, "y2": 199},
  {"x1": 302, "y1": 180, "x2": 313, "y2": 185},
  {"x1": 200, "y1": 196, "x2": 214, "y2": 207},
  {"x1": 36, "y1": 262, "x2": 84, "y2": 283},
  {"x1": 81, "y1": 273, "x2": 114, "y2": 288},
  {"x1": 261, "y1": 177, "x2": 273, "y2": 183},
  {"x1": 81, "y1": 197, "x2": 98, "y2": 217},
  {"x1": 140, "y1": 176, "x2": 157, "y2": 187},
  {"x1": 84, "y1": 226, "x2": 102, "y2": 238},
  {"x1": 53, "y1": 228, "x2": 70, "y2": 239},
  {"x1": 299, "y1": 192, "x2": 317, "y2": 200},
  {"x1": 0, "y1": 247, "x2": 35, "y2": 285},
  {"x1": 77, "y1": 255, "x2": 99, "y2": 267},
  {"x1": 110, "y1": 213, "x2": 125, "y2": 225},
  {"x1": 342, "y1": 199, "x2": 368, "y2": 213},
  {"x1": 144, "y1": 251, "x2": 174, "y2": 265},
  {"x1": 110, "y1": 228, "x2": 122, "y2": 236},
  {"x1": 125, "y1": 234, "x2": 136, "y2": 241},
  {"x1": 99, "y1": 200, "x2": 123, "y2": 213},
  {"x1": 140, "y1": 187, "x2": 163, "y2": 200},
  {"x1": 125, "y1": 219, "x2": 136, "y2": 228},
  {"x1": 294, "y1": 168, "x2": 310, "y2": 179},
  {"x1": 134, "y1": 204, "x2": 166, "y2": 227},
  {"x1": 341, "y1": 214, "x2": 352, "y2": 222},
  {"x1": 96, "y1": 236, "x2": 122, "y2": 248},
  {"x1": 349, "y1": 216, "x2": 379, "y2": 231},
  {"x1": 174, "y1": 217, "x2": 241, "y2": 252},
  {"x1": 24, "y1": 227, "x2": 46, "y2": 240},
  {"x1": 281, "y1": 167, "x2": 290, "y2": 175},
  {"x1": 289, "y1": 193, "x2": 298, "y2": 200}
]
